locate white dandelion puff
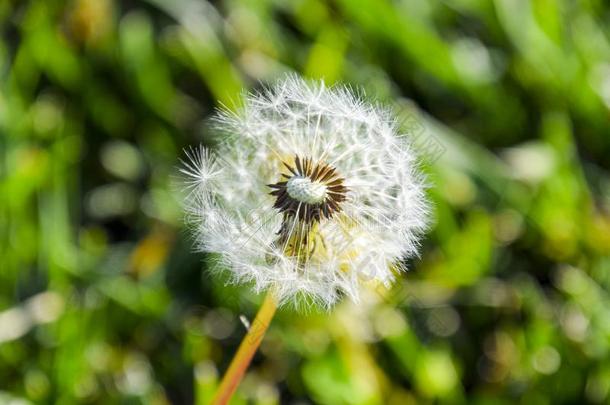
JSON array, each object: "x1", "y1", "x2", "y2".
[{"x1": 182, "y1": 76, "x2": 430, "y2": 310}]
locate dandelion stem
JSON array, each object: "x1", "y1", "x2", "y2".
[{"x1": 211, "y1": 292, "x2": 277, "y2": 405}]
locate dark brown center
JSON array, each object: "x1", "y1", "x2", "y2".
[{"x1": 268, "y1": 155, "x2": 348, "y2": 224}]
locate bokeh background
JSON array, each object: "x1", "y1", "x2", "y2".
[{"x1": 2, "y1": 0, "x2": 610, "y2": 404}]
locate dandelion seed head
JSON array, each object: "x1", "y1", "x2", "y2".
[{"x1": 182, "y1": 75, "x2": 430, "y2": 310}]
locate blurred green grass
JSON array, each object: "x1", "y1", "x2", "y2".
[{"x1": 1, "y1": 0, "x2": 610, "y2": 404}]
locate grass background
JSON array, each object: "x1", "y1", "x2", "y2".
[{"x1": 2, "y1": 0, "x2": 610, "y2": 403}]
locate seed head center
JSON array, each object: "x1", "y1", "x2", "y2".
[
  {"x1": 268, "y1": 155, "x2": 347, "y2": 224},
  {"x1": 286, "y1": 176, "x2": 327, "y2": 204}
]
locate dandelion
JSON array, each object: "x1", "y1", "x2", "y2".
[{"x1": 181, "y1": 76, "x2": 430, "y2": 404}]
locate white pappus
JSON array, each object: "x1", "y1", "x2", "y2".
[{"x1": 181, "y1": 76, "x2": 430, "y2": 310}]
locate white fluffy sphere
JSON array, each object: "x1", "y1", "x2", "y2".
[{"x1": 182, "y1": 76, "x2": 430, "y2": 309}]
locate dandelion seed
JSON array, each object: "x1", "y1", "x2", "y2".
[{"x1": 183, "y1": 75, "x2": 430, "y2": 310}]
